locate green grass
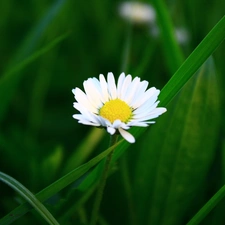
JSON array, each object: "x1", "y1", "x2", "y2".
[{"x1": 0, "y1": 0, "x2": 225, "y2": 225}]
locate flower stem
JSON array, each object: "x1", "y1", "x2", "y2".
[{"x1": 90, "y1": 134, "x2": 119, "y2": 225}]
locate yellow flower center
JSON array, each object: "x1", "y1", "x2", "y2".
[{"x1": 99, "y1": 99, "x2": 132, "y2": 123}]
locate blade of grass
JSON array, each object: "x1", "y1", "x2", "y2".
[
  {"x1": 152, "y1": 0, "x2": 184, "y2": 74},
  {"x1": 158, "y1": 15, "x2": 225, "y2": 107},
  {"x1": 0, "y1": 172, "x2": 60, "y2": 225},
  {"x1": 8, "y1": 0, "x2": 68, "y2": 66},
  {"x1": 129, "y1": 15, "x2": 225, "y2": 142},
  {"x1": 0, "y1": 32, "x2": 69, "y2": 122},
  {"x1": 62, "y1": 128, "x2": 105, "y2": 175},
  {"x1": 58, "y1": 183, "x2": 98, "y2": 223},
  {"x1": 186, "y1": 185, "x2": 225, "y2": 225},
  {"x1": 0, "y1": 0, "x2": 69, "y2": 124},
  {"x1": 147, "y1": 57, "x2": 219, "y2": 225},
  {"x1": 0, "y1": 140, "x2": 122, "y2": 225},
  {"x1": 3, "y1": 32, "x2": 69, "y2": 79}
]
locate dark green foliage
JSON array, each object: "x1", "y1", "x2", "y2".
[{"x1": 0, "y1": 0, "x2": 225, "y2": 224}]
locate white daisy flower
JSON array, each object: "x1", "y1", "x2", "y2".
[{"x1": 72, "y1": 72, "x2": 167, "y2": 143}]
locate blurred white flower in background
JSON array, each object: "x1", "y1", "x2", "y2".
[
  {"x1": 119, "y1": 1, "x2": 156, "y2": 24},
  {"x1": 174, "y1": 27, "x2": 190, "y2": 45},
  {"x1": 149, "y1": 25, "x2": 190, "y2": 45},
  {"x1": 118, "y1": 1, "x2": 190, "y2": 45}
]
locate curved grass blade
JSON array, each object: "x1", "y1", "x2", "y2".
[
  {"x1": 0, "y1": 172, "x2": 60, "y2": 225},
  {"x1": 0, "y1": 140, "x2": 121, "y2": 225}
]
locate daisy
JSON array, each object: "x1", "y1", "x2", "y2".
[{"x1": 72, "y1": 72, "x2": 166, "y2": 143}]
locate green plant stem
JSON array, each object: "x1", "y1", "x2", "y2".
[
  {"x1": 186, "y1": 185, "x2": 225, "y2": 225},
  {"x1": 90, "y1": 134, "x2": 119, "y2": 225},
  {"x1": 121, "y1": 155, "x2": 137, "y2": 225},
  {"x1": 0, "y1": 172, "x2": 60, "y2": 225}
]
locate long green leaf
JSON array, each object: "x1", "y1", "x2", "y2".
[
  {"x1": 0, "y1": 172, "x2": 60, "y2": 225},
  {"x1": 186, "y1": 185, "x2": 225, "y2": 225},
  {"x1": 152, "y1": 0, "x2": 184, "y2": 74},
  {"x1": 123, "y1": 15, "x2": 225, "y2": 144},
  {"x1": 62, "y1": 128, "x2": 105, "y2": 174},
  {"x1": 134, "y1": 57, "x2": 220, "y2": 225},
  {"x1": 158, "y1": 57, "x2": 219, "y2": 225},
  {"x1": 0, "y1": 140, "x2": 121, "y2": 225},
  {"x1": 158, "y1": 15, "x2": 225, "y2": 107}
]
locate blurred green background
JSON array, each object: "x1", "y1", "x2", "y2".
[{"x1": 0, "y1": 0, "x2": 225, "y2": 225}]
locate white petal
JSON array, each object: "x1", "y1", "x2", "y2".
[
  {"x1": 99, "y1": 74, "x2": 110, "y2": 102},
  {"x1": 133, "y1": 123, "x2": 149, "y2": 127},
  {"x1": 118, "y1": 128, "x2": 135, "y2": 143},
  {"x1": 130, "y1": 81, "x2": 149, "y2": 107},
  {"x1": 83, "y1": 78, "x2": 104, "y2": 108},
  {"x1": 128, "y1": 120, "x2": 155, "y2": 127},
  {"x1": 119, "y1": 122, "x2": 130, "y2": 130},
  {"x1": 72, "y1": 88, "x2": 76, "y2": 95},
  {"x1": 107, "y1": 72, "x2": 117, "y2": 99},
  {"x1": 74, "y1": 104, "x2": 105, "y2": 125},
  {"x1": 73, "y1": 102, "x2": 80, "y2": 110},
  {"x1": 117, "y1": 72, "x2": 126, "y2": 98},
  {"x1": 83, "y1": 81, "x2": 99, "y2": 108},
  {"x1": 107, "y1": 127, "x2": 116, "y2": 135},
  {"x1": 122, "y1": 77, "x2": 140, "y2": 104},
  {"x1": 133, "y1": 88, "x2": 159, "y2": 109},
  {"x1": 73, "y1": 103, "x2": 97, "y2": 119},
  {"x1": 120, "y1": 75, "x2": 132, "y2": 100},
  {"x1": 73, "y1": 102, "x2": 95, "y2": 115},
  {"x1": 72, "y1": 114, "x2": 100, "y2": 126},
  {"x1": 150, "y1": 107, "x2": 167, "y2": 116},
  {"x1": 133, "y1": 101, "x2": 159, "y2": 117},
  {"x1": 73, "y1": 88, "x2": 96, "y2": 113},
  {"x1": 134, "y1": 107, "x2": 167, "y2": 121},
  {"x1": 112, "y1": 119, "x2": 123, "y2": 128}
]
